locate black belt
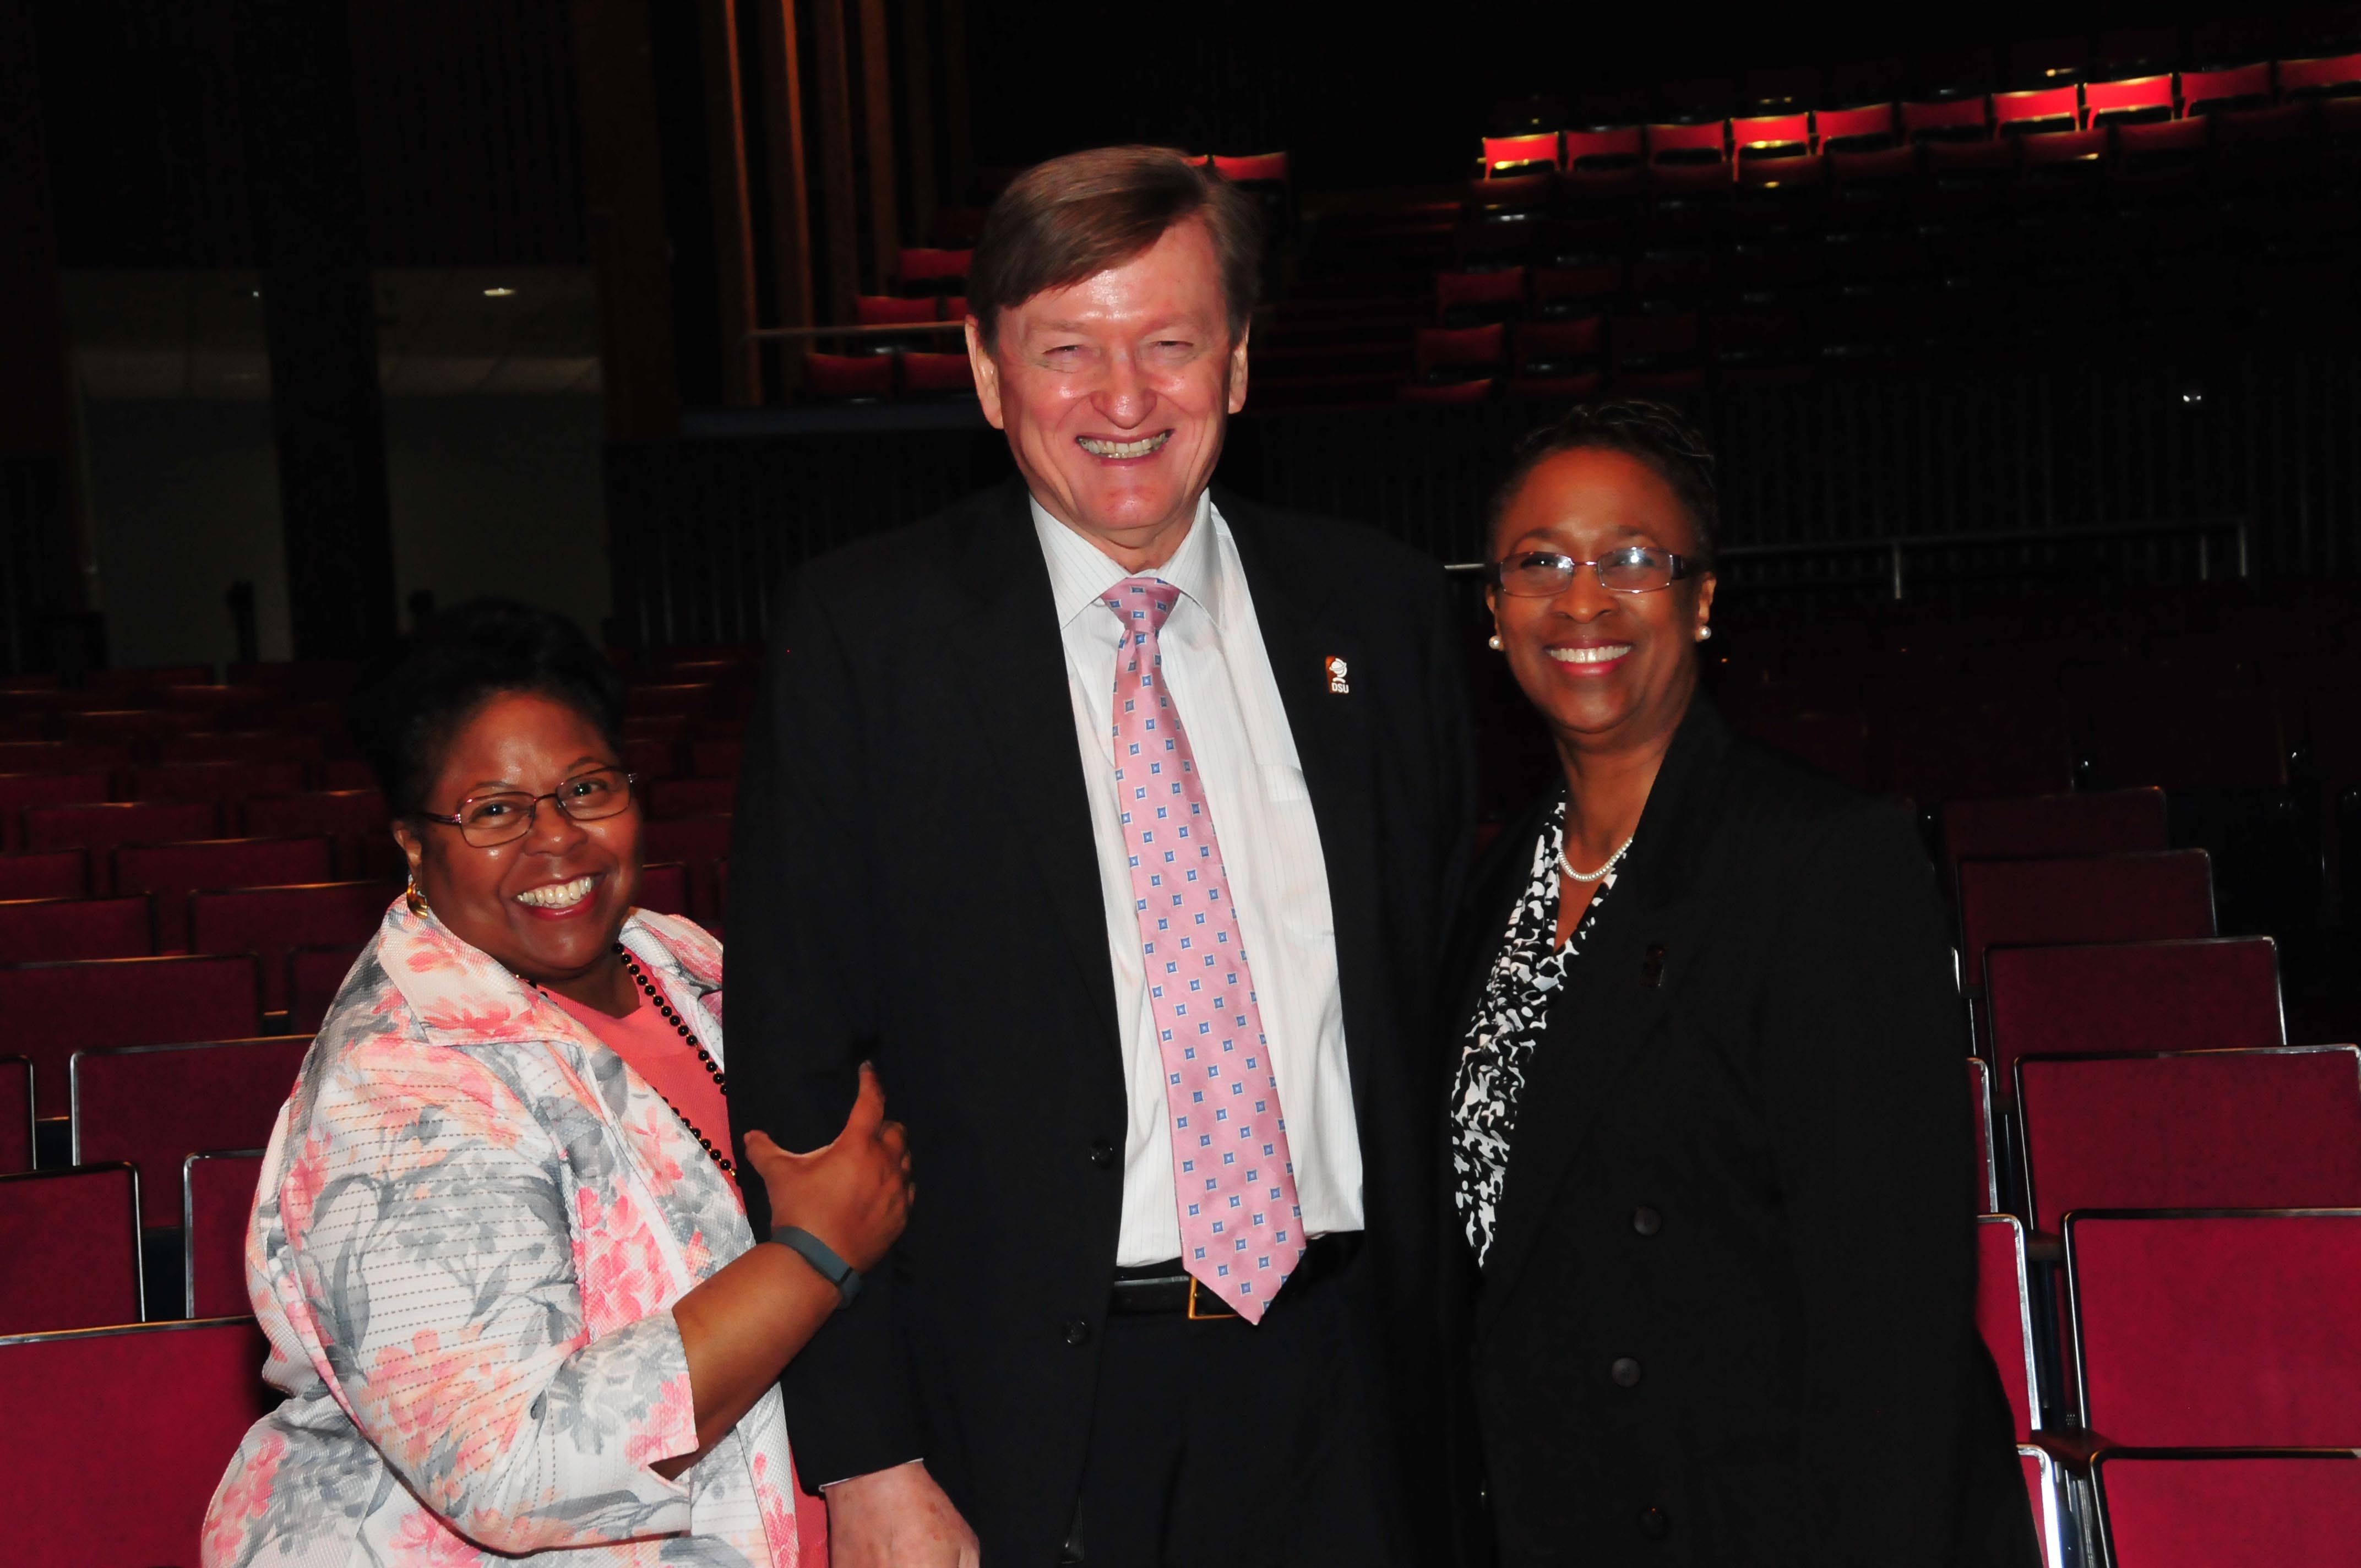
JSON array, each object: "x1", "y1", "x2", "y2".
[{"x1": 1108, "y1": 1233, "x2": 1360, "y2": 1319}]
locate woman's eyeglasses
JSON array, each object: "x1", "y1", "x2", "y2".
[
  {"x1": 411, "y1": 767, "x2": 638, "y2": 848},
  {"x1": 1490, "y1": 547, "x2": 1699, "y2": 597}
]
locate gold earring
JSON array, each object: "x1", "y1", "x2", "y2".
[
  {"x1": 1488, "y1": 633, "x2": 1503, "y2": 651},
  {"x1": 405, "y1": 871, "x2": 431, "y2": 917}
]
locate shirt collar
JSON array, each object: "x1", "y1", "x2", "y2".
[{"x1": 1029, "y1": 489, "x2": 1225, "y2": 630}]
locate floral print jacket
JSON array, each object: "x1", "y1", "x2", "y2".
[{"x1": 202, "y1": 899, "x2": 804, "y2": 1567}]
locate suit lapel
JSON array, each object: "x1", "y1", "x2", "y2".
[
  {"x1": 943, "y1": 480, "x2": 1122, "y2": 1043},
  {"x1": 1473, "y1": 700, "x2": 1732, "y2": 1339}
]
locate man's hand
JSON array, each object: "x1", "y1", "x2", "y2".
[{"x1": 824, "y1": 1460, "x2": 981, "y2": 1568}]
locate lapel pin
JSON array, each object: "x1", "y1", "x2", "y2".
[
  {"x1": 1640, "y1": 944, "x2": 1667, "y2": 987},
  {"x1": 1324, "y1": 655, "x2": 1351, "y2": 695}
]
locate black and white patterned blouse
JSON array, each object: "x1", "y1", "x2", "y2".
[{"x1": 1450, "y1": 797, "x2": 1628, "y2": 1265}]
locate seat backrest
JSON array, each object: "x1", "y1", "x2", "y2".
[
  {"x1": 0, "y1": 954, "x2": 262, "y2": 1119},
  {"x1": 23, "y1": 801, "x2": 220, "y2": 888},
  {"x1": 2278, "y1": 51, "x2": 2361, "y2": 97},
  {"x1": 2087, "y1": 693, "x2": 2286, "y2": 790},
  {"x1": 2068, "y1": 1210, "x2": 2361, "y2": 1446},
  {"x1": 0, "y1": 895, "x2": 151, "y2": 962},
  {"x1": 1210, "y1": 150, "x2": 1288, "y2": 183},
  {"x1": 287, "y1": 944, "x2": 366, "y2": 1035},
  {"x1": 1993, "y1": 85, "x2": 2083, "y2": 132},
  {"x1": 1564, "y1": 126, "x2": 1642, "y2": 167},
  {"x1": 1985, "y1": 937, "x2": 2283, "y2": 1094},
  {"x1": 2095, "y1": 1451, "x2": 2361, "y2": 1568},
  {"x1": 113, "y1": 835, "x2": 334, "y2": 951},
  {"x1": 1954, "y1": 850, "x2": 2215, "y2": 988},
  {"x1": 1886, "y1": 701, "x2": 2077, "y2": 809},
  {"x1": 240, "y1": 789, "x2": 391, "y2": 880},
  {"x1": 643, "y1": 816, "x2": 733, "y2": 919},
  {"x1": 1977, "y1": 1215, "x2": 2039, "y2": 1439},
  {"x1": 2020, "y1": 1048, "x2": 2361, "y2": 1235},
  {"x1": 1436, "y1": 268, "x2": 1528, "y2": 309},
  {"x1": 692, "y1": 737, "x2": 744, "y2": 778},
  {"x1": 0, "y1": 1315, "x2": 274, "y2": 1568},
  {"x1": 646, "y1": 775, "x2": 739, "y2": 820},
  {"x1": 127, "y1": 760, "x2": 308, "y2": 805},
  {"x1": 0, "y1": 740, "x2": 132, "y2": 775},
  {"x1": 0, "y1": 1165, "x2": 143, "y2": 1332},
  {"x1": 1968, "y1": 1057, "x2": 1997, "y2": 1212},
  {"x1": 1939, "y1": 789, "x2": 2167, "y2": 885},
  {"x1": 73, "y1": 1037, "x2": 311, "y2": 1228},
  {"x1": 625, "y1": 682, "x2": 717, "y2": 717},
  {"x1": 0, "y1": 847, "x2": 88, "y2": 901},
  {"x1": 638, "y1": 861, "x2": 692, "y2": 920},
  {"x1": 0, "y1": 1056, "x2": 29, "y2": 1174},
  {"x1": 1645, "y1": 120, "x2": 1728, "y2": 164},
  {"x1": 2085, "y1": 73, "x2": 2175, "y2": 123},
  {"x1": 1481, "y1": 131, "x2": 1562, "y2": 172},
  {"x1": 0, "y1": 771, "x2": 108, "y2": 852},
  {"x1": 160, "y1": 729, "x2": 323, "y2": 765},
  {"x1": 1901, "y1": 95, "x2": 1990, "y2": 140},
  {"x1": 1731, "y1": 112, "x2": 1810, "y2": 156},
  {"x1": 2179, "y1": 63, "x2": 2275, "y2": 117},
  {"x1": 183, "y1": 1150, "x2": 266, "y2": 1318},
  {"x1": 1815, "y1": 102, "x2": 1899, "y2": 149},
  {"x1": 189, "y1": 881, "x2": 393, "y2": 1013}
]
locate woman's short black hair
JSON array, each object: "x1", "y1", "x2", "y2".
[
  {"x1": 346, "y1": 598, "x2": 625, "y2": 814},
  {"x1": 1488, "y1": 399, "x2": 1720, "y2": 564}
]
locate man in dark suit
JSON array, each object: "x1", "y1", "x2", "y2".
[{"x1": 728, "y1": 146, "x2": 1473, "y2": 1567}]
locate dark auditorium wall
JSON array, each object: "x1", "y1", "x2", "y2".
[{"x1": 81, "y1": 395, "x2": 608, "y2": 672}]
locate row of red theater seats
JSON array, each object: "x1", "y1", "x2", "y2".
[{"x1": 1474, "y1": 56, "x2": 2361, "y2": 178}]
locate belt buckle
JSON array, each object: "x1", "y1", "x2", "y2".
[{"x1": 1185, "y1": 1276, "x2": 1239, "y2": 1321}]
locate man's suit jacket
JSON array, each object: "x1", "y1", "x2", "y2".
[
  {"x1": 1439, "y1": 698, "x2": 2039, "y2": 1568},
  {"x1": 728, "y1": 477, "x2": 1473, "y2": 1563}
]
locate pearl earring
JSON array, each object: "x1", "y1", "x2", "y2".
[
  {"x1": 1487, "y1": 634, "x2": 1503, "y2": 651},
  {"x1": 1695, "y1": 625, "x2": 1713, "y2": 642}
]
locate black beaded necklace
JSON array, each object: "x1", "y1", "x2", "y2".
[{"x1": 612, "y1": 943, "x2": 734, "y2": 1175}]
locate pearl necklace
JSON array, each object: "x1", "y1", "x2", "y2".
[
  {"x1": 1559, "y1": 831, "x2": 1635, "y2": 884},
  {"x1": 612, "y1": 944, "x2": 734, "y2": 1175}
]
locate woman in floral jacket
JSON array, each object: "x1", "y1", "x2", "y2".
[{"x1": 203, "y1": 602, "x2": 911, "y2": 1568}]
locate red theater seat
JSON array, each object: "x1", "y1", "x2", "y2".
[
  {"x1": 1885, "y1": 703, "x2": 2077, "y2": 808},
  {"x1": 128, "y1": 760, "x2": 308, "y2": 805},
  {"x1": 1969, "y1": 1057, "x2": 1998, "y2": 1212},
  {"x1": 853, "y1": 293, "x2": 938, "y2": 326},
  {"x1": 2094, "y1": 1451, "x2": 2361, "y2": 1568},
  {"x1": 64, "y1": 708, "x2": 208, "y2": 745},
  {"x1": 287, "y1": 945, "x2": 365, "y2": 1035},
  {"x1": 644, "y1": 816, "x2": 732, "y2": 921},
  {"x1": 160, "y1": 729, "x2": 322, "y2": 766},
  {"x1": 321, "y1": 758, "x2": 374, "y2": 791},
  {"x1": 2180, "y1": 64, "x2": 2275, "y2": 118},
  {"x1": 0, "y1": 740, "x2": 132, "y2": 775},
  {"x1": 901, "y1": 351, "x2": 977, "y2": 396},
  {"x1": 114, "y1": 835, "x2": 334, "y2": 952},
  {"x1": 183, "y1": 1149, "x2": 266, "y2": 1318},
  {"x1": 2019, "y1": 1047, "x2": 2361, "y2": 1236},
  {"x1": 23, "y1": 801, "x2": 220, "y2": 890},
  {"x1": 0, "y1": 1165, "x2": 143, "y2": 1332},
  {"x1": 1955, "y1": 850, "x2": 2215, "y2": 988},
  {"x1": 1645, "y1": 121, "x2": 1728, "y2": 168},
  {"x1": 1940, "y1": 788, "x2": 2168, "y2": 888},
  {"x1": 1985, "y1": 937, "x2": 2283, "y2": 1095},
  {"x1": 0, "y1": 1057, "x2": 28, "y2": 1174},
  {"x1": 2278, "y1": 52, "x2": 2361, "y2": 100},
  {"x1": 2067, "y1": 1210, "x2": 2361, "y2": 1447},
  {"x1": 0, "y1": 848, "x2": 87, "y2": 900},
  {"x1": 1210, "y1": 151, "x2": 1288, "y2": 184},
  {"x1": 692, "y1": 737, "x2": 744, "y2": 778},
  {"x1": 638, "y1": 861, "x2": 691, "y2": 919},
  {"x1": 0, "y1": 1315, "x2": 275, "y2": 1568},
  {"x1": 0, "y1": 772, "x2": 108, "y2": 852},
  {"x1": 2085, "y1": 74, "x2": 2177, "y2": 127},
  {"x1": 624, "y1": 682, "x2": 716, "y2": 718},
  {"x1": 241, "y1": 790, "x2": 393, "y2": 880},
  {"x1": 1481, "y1": 132, "x2": 1562, "y2": 175},
  {"x1": 895, "y1": 247, "x2": 972, "y2": 291},
  {"x1": 0, "y1": 954, "x2": 262, "y2": 1119},
  {"x1": 1435, "y1": 268, "x2": 1527, "y2": 326},
  {"x1": 1816, "y1": 102, "x2": 1901, "y2": 154},
  {"x1": 0, "y1": 895, "x2": 150, "y2": 962},
  {"x1": 645, "y1": 776, "x2": 737, "y2": 820},
  {"x1": 1731, "y1": 113, "x2": 1810, "y2": 171},
  {"x1": 2086, "y1": 694, "x2": 2287, "y2": 790},
  {"x1": 190, "y1": 881, "x2": 393, "y2": 1014},
  {"x1": 1978, "y1": 1215, "x2": 2039, "y2": 1439},
  {"x1": 1994, "y1": 86, "x2": 2083, "y2": 135},
  {"x1": 1903, "y1": 96, "x2": 1991, "y2": 143},
  {"x1": 803, "y1": 351, "x2": 895, "y2": 401},
  {"x1": 1413, "y1": 323, "x2": 1506, "y2": 383},
  {"x1": 73, "y1": 1037, "x2": 311, "y2": 1228}
]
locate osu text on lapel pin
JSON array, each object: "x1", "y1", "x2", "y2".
[{"x1": 1324, "y1": 655, "x2": 1351, "y2": 695}]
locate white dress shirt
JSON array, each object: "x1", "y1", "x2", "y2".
[{"x1": 1031, "y1": 492, "x2": 1365, "y2": 1266}]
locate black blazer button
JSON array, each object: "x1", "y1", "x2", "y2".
[
  {"x1": 1064, "y1": 1319, "x2": 1094, "y2": 1347},
  {"x1": 1611, "y1": 1356, "x2": 1642, "y2": 1387},
  {"x1": 1638, "y1": 1506, "x2": 1671, "y2": 1539},
  {"x1": 1089, "y1": 1137, "x2": 1119, "y2": 1170},
  {"x1": 1632, "y1": 1205, "x2": 1662, "y2": 1236}
]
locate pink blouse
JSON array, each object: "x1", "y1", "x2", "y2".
[{"x1": 550, "y1": 984, "x2": 733, "y2": 1168}]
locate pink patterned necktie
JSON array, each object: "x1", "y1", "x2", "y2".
[{"x1": 1103, "y1": 575, "x2": 1306, "y2": 1323}]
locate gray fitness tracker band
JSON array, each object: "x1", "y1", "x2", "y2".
[{"x1": 772, "y1": 1226, "x2": 862, "y2": 1308}]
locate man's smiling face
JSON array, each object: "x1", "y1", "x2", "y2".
[{"x1": 967, "y1": 216, "x2": 1248, "y2": 568}]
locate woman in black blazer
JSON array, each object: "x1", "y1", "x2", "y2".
[{"x1": 1444, "y1": 402, "x2": 2036, "y2": 1567}]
